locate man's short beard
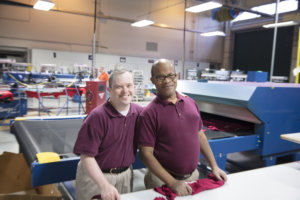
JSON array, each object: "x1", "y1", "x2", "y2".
[{"x1": 157, "y1": 91, "x2": 175, "y2": 100}]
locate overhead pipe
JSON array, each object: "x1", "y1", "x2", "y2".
[
  {"x1": 182, "y1": 0, "x2": 187, "y2": 80},
  {"x1": 269, "y1": 0, "x2": 279, "y2": 81}
]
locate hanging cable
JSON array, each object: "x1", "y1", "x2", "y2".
[{"x1": 91, "y1": 0, "x2": 97, "y2": 80}]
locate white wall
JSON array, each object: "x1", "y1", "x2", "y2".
[
  {"x1": 0, "y1": 0, "x2": 225, "y2": 64},
  {"x1": 31, "y1": 48, "x2": 209, "y2": 82}
]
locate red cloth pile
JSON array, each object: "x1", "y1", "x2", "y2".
[
  {"x1": 203, "y1": 119, "x2": 253, "y2": 132},
  {"x1": 154, "y1": 174, "x2": 224, "y2": 200},
  {"x1": 91, "y1": 174, "x2": 224, "y2": 200}
]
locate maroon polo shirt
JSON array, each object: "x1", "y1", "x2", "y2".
[
  {"x1": 136, "y1": 92, "x2": 202, "y2": 174},
  {"x1": 73, "y1": 101, "x2": 143, "y2": 169}
]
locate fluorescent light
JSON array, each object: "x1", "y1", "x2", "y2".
[
  {"x1": 131, "y1": 20, "x2": 154, "y2": 27},
  {"x1": 232, "y1": 12, "x2": 261, "y2": 22},
  {"x1": 263, "y1": 20, "x2": 298, "y2": 28},
  {"x1": 33, "y1": 0, "x2": 55, "y2": 11},
  {"x1": 200, "y1": 31, "x2": 226, "y2": 37},
  {"x1": 233, "y1": 0, "x2": 298, "y2": 22},
  {"x1": 252, "y1": 0, "x2": 298, "y2": 15},
  {"x1": 186, "y1": 1, "x2": 222, "y2": 13}
]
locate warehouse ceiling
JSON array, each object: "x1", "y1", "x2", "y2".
[
  {"x1": 0, "y1": 0, "x2": 292, "y2": 31},
  {"x1": 0, "y1": 0, "x2": 298, "y2": 67}
]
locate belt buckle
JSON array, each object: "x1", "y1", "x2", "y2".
[
  {"x1": 109, "y1": 168, "x2": 117, "y2": 174},
  {"x1": 183, "y1": 174, "x2": 191, "y2": 179}
]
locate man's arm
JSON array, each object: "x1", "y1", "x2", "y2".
[
  {"x1": 139, "y1": 145, "x2": 192, "y2": 196},
  {"x1": 81, "y1": 155, "x2": 120, "y2": 200},
  {"x1": 198, "y1": 130, "x2": 228, "y2": 181}
]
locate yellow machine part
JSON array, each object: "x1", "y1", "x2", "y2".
[{"x1": 36, "y1": 152, "x2": 60, "y2": 164}]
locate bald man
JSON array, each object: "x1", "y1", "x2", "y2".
[{"x1": 136, "y1": 59, "x2": 227, "y2": 196}]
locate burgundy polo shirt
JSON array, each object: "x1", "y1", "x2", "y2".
[
  {"x1": 73, "y1": 101, "x2": 143, "y2": 169},
  {"x1": 136, "y1": 92, "x2": 202, "y2": 174}
]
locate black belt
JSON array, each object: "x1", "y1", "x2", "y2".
[
  {"x1": 102, "y1": 166, "x2": 129, "y2": 174},
  {"x1": 168, "y1": 170, "x2": 193, "y2": 180}
]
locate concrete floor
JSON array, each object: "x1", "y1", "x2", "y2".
[{"x1": 0, "y1": 126, "x2": 18, "y2": 155}]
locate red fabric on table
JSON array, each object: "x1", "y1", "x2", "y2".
[
  {"x1": 154, "y1": 174, "x2": 224, "y2": 200},
  {"x1": 25, "y1": 87, "x2": 85, "y2": 99},
  {"x1": 66, "y1": 87, "x2": 85, "y2": 97},
  {"x1": 25, "y1": 90, "x2": 65, "y2": 99},
  {"x1": 0, "y1": 91, "x2": 13, "y2": 101}
]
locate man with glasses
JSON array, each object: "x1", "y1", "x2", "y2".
[{"x1": 136, "y1": 59, "x2": 227, "y2": 196}]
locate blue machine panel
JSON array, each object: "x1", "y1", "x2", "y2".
[
  {"x1": 176, "y1": 80, "x2": 300, "y2": 165},
  {"x1": 247, "y1": 71, "x2": 268, "y2": 82},
  {"x1": 31, "y1": 157, "x2": 80, "y2": 187},
  {"x1": 248, "y1": 86, "x2": 300, "y2": 156}
]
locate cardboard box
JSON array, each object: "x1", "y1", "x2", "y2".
[{"x1": 0, "y1": 152, "x2": 62, "y2": 200}]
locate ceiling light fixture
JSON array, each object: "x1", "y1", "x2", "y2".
[
  {"x1": 262, "y1": 20, "x2": 298, "y2": 28},
  {"x1": 33, "y1": 0, "x2": 55, "y2": 11},
  {"x1": 200, "y1": 31, "x2": 226, "y2": 37},
  {"x1": 131, "y1": 20, "x2": 154, "y2": 27},
  {"x1": 233, "y1": 0, "x2": 298, "y2": 22},
  {"x1": 186, "y1": 1, "x2": 222, "y2": 13}
]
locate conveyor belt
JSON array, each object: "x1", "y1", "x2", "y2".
[
  {"x1": 11, "y1": 116, "x2": 254, "y2": 166},
  {"x1": 11, "y1": 119, "x2": 83, "y2": 164},
  {"x1": 204, "y1": 128, "x2": 253, "y2": 140},
  {"x1": 202, "y1": 112, "x2": 255, "y2": 140}
]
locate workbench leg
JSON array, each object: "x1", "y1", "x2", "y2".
[
  {"x1": 264, "y1": 156, "x2": 276, "y2": 166},
  {"x1": 294, "y1": 151, "x2": 300, "y2": 162},
  {"x1": 215, "y1": 154, "x2": 227, "y2": 170}
]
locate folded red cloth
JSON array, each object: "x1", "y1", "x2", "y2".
[{"x1": 154, "y1": 174, "x2": 224, "y2": 200}]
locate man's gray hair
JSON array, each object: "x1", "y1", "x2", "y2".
[{"x1": 108, "y1": 68, "x2": 132, "y2": 88}]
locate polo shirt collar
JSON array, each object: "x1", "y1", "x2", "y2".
[
  {"x1": 155, "y1": 91, "x2": 185, "y2": 106},
  {"x1": 104, "y1": 100, "x2": 136, "y2": 118}
]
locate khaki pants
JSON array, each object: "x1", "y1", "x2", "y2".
[
  {"x1": 75, "y1": 161, "x2": 133, "y2": 200},
  {"x1": 144, "y1": 168, "x2": 199, "y2": 189}
]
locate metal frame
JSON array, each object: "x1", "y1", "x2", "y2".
[{"x1": 207, "y1": 134, "x2": 260, "y2": 169}]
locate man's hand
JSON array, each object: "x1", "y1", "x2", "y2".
[
  {"x1": 169, "y1": 180, "x2": 192, "y2": 196},
  {"x1": 100, "y1": 183, "x2": 120, "y2": 200},
  {"x1": 212, "y1": 167, "x2": 228, "y2": 182}
]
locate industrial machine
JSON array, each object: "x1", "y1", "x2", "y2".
[
  {"x1": 85, "y1": 81, "x2": 106, "y2": 113},
  {"x1": 176, "y1": 80, "x2": 300, "y2": 168},
  {"x1": 9, "y1": 80, "x2": 300, "y2": 198},
  {"x1": 3, "y1": 70, "x2": 87, "y2": 117},
  {"x1": 0, "y1": 84, "x2": 27, "y2": 123},
  {"x1": 2, "y1": 71, "x2": 86, "y2": 84}
]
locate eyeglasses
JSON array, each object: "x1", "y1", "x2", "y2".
[{"x1": 154, "y1": 73, "x2": 177, "y2": 82}]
